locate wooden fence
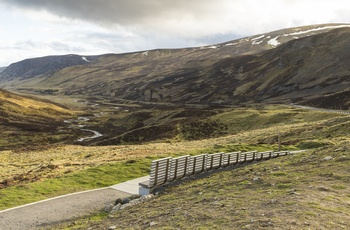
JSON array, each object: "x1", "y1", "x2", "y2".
[{"x1": 139, "y1": 150, "x2": 290, "y2": 195}]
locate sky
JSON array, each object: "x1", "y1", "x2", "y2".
[{"x1": 0, "y1": 0, "x2": 350, "y2": 66}]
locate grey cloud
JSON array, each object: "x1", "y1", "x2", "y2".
[
  {"x1": 2, "y1": 0, "x2": 350, "y2": 67},
  {"x1": 49, "y1": 41, "x2": 87, "y2": 53},
  {"x1": 196, "y1": 33, "x2": 242, "y2": 45},
  {"x1": 13, "y1": 40, "x2": 37, "y2": 49},
  {"x1": 4, "y1": 0, "x2": 350, "y2": 40},
  {"x1": 11, "y1": 40, "x2": 85, "y2": 52},
  {"x1": 1, "y1": 0, "x2": 225, "y2": 26}
]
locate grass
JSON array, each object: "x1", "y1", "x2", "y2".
[
  {"x1": 63, "y1": 143, "x2": 350, "y2": 230},
  {"x1": 0, "y1": 143, "x2": 289, "y2": 210},
  {"x1": 0, "y1": 158, "x2": 153, "y2": 210},
  {"x1": 49, "y1": 140, "x2": 350, "y2": 230}
]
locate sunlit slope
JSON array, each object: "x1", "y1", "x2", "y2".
[{"x1": 0, "y1": 89, "x2": 75, "y2": 149}]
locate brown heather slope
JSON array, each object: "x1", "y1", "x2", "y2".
[
  {"x1": 0, "y1": 89, "x2": 78, "y2": 149},
  {"x1": 0, "y1": 24, "x2": 349, "y2": 148},
  {"x1": 0, "y1": 24, "x2": 349, "y2": 108}
]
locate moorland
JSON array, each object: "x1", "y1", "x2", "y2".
[{"x1": 0, "y1": 24, "x2": 350, "y2": 229}]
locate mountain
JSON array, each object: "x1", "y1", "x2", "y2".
[
  {"x1": 0, "y1": 54, "x2": 99, "y2": 83},
  {"x1": 0, "y1": 67, "x2": 6, "y2": 73},
  {"x1": 1, "y1": 24, "x2": 350, "y2": 108}
]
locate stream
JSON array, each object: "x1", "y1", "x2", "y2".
[
  {"x1": 77, "y1": 129, "x2": 103, "y2": 142},
  {"x1": 65, "y1": 116, "x2": 103, "y2": 142}
]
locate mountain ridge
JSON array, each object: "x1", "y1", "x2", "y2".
[{"x1": 1, "y1": 23, "x2": 350, "y2": 108}]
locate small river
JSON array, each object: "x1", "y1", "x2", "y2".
[
  {"x1": 65, "y1": 116, "x2": 103, "y2": 142},
  {"x1": 77, "y1": 129, "x2": 103, "y2": 142}
]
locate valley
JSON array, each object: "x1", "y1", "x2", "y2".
[
  {"x1": 2, "y1": 24, "x2": 350, "y2": 108},
  {"x1": 0, "y1": 24, "x2": 349, "y2": 149},
  {"x1": 0, "y1": 23, "x2": 349, "y2": 229}
]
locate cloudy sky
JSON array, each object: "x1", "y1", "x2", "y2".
[{"x1": 0, "y1": 0, "x2": 350, "y2": 66}]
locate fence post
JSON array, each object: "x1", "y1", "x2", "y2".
[
  {"x1": 202, "y1": 155, "x2": 206, "y2": 172},
  {"x1": 192, "y1": 157, "x2": 197, "y2": 175},
  {"x1": 223, "y1": 153, "x2": 230, "y2": 167},
  {"x1": 184, "y1": 156, "x2": 188, "y2": 178},
  {"x1": 173, "y1": 158, "x2": 179, "y2": 180},
  {"x1": 278, "y1": 132, "x2": 281, "y2": 151},
  {"x1": 164, "y1": 158, "x2": 170, "y2": 184},
  {"x1": 154, "y1": 161, "x2": 159, "y2": 186},
  {"x1": 219, "y1": 153, "x2": 223, "y2": 168}
]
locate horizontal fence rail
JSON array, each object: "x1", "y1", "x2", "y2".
[{"x1": 144, "y1": 150, "x2": 290, "y2": 189}]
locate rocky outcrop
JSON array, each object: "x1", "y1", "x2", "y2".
[{"x1": 104, "y1": 194, "x2": 154, "y2": 215}]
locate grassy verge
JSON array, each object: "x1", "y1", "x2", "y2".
[
  {"x1": 0, "y1": 158, "x2": 153, "y2": 210},
  {"x1": 0, "y1": 143, "x2": 292, "y2": 210}
]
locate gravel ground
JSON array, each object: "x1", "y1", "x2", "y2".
[{"x1": 0, "y1": 188, "x2": 131, "y2": 229}]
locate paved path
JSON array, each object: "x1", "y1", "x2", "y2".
[{"x1": 0, "y1": 176, "x2": 149, "y2": 229}]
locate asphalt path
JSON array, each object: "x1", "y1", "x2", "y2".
[
  {"x1": 0, "y1": 188, "x2": 129, "y2": 229},
  {"x1": 0, "y1": 176, "x2": 149, "y2": 229}
]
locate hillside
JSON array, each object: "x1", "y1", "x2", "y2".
[
  {"x1": 0, "y1": 24, "x2": 349, "y2": 108},
  {"x1": 0, "y1": 24, "x2": 349, "y2": 147},
  {"x1": 77, "y1": 144, "x2": 350, "y2": 229},
  {"x1": 38, "y1": 103, "x2": 350, "y2": 229},
  {"x1": 0, "y1": 89, "x2": 77, "y2": 149},
  {"x1": 0, "y1": 23, "x2": 349, "y2": 229},
  {"x1": 0, "y1": 103, "x2": 349, "y2": 228},
  {"x1": 0, "y1": 54, "x2": 99, "y2": 83},
  {"x1": 0, "y1": 67, "x2": 6, "y2": 74}
]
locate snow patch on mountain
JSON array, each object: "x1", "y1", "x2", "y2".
[
  {"x1": 200, "y1": 45, "x2": 219, "y2": 50},
  {"x1": 284, "y1": 24, "x2": 350, "y2": 37},
  {"x1": 224, "y1": 42, "x2": 237, "y2": 47},
  {"x1": 251, "y1": 35, "x2": 265, "y2": 41},
  {"x1": 268, "y1": 36, "x2": 280, "y2": 47},
  {"x1": 251, "y1": 35, "x2": 265, "y2": 45},
  {"x1": 82, "y1": 57, "x2": 90, "y2": 62}
]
